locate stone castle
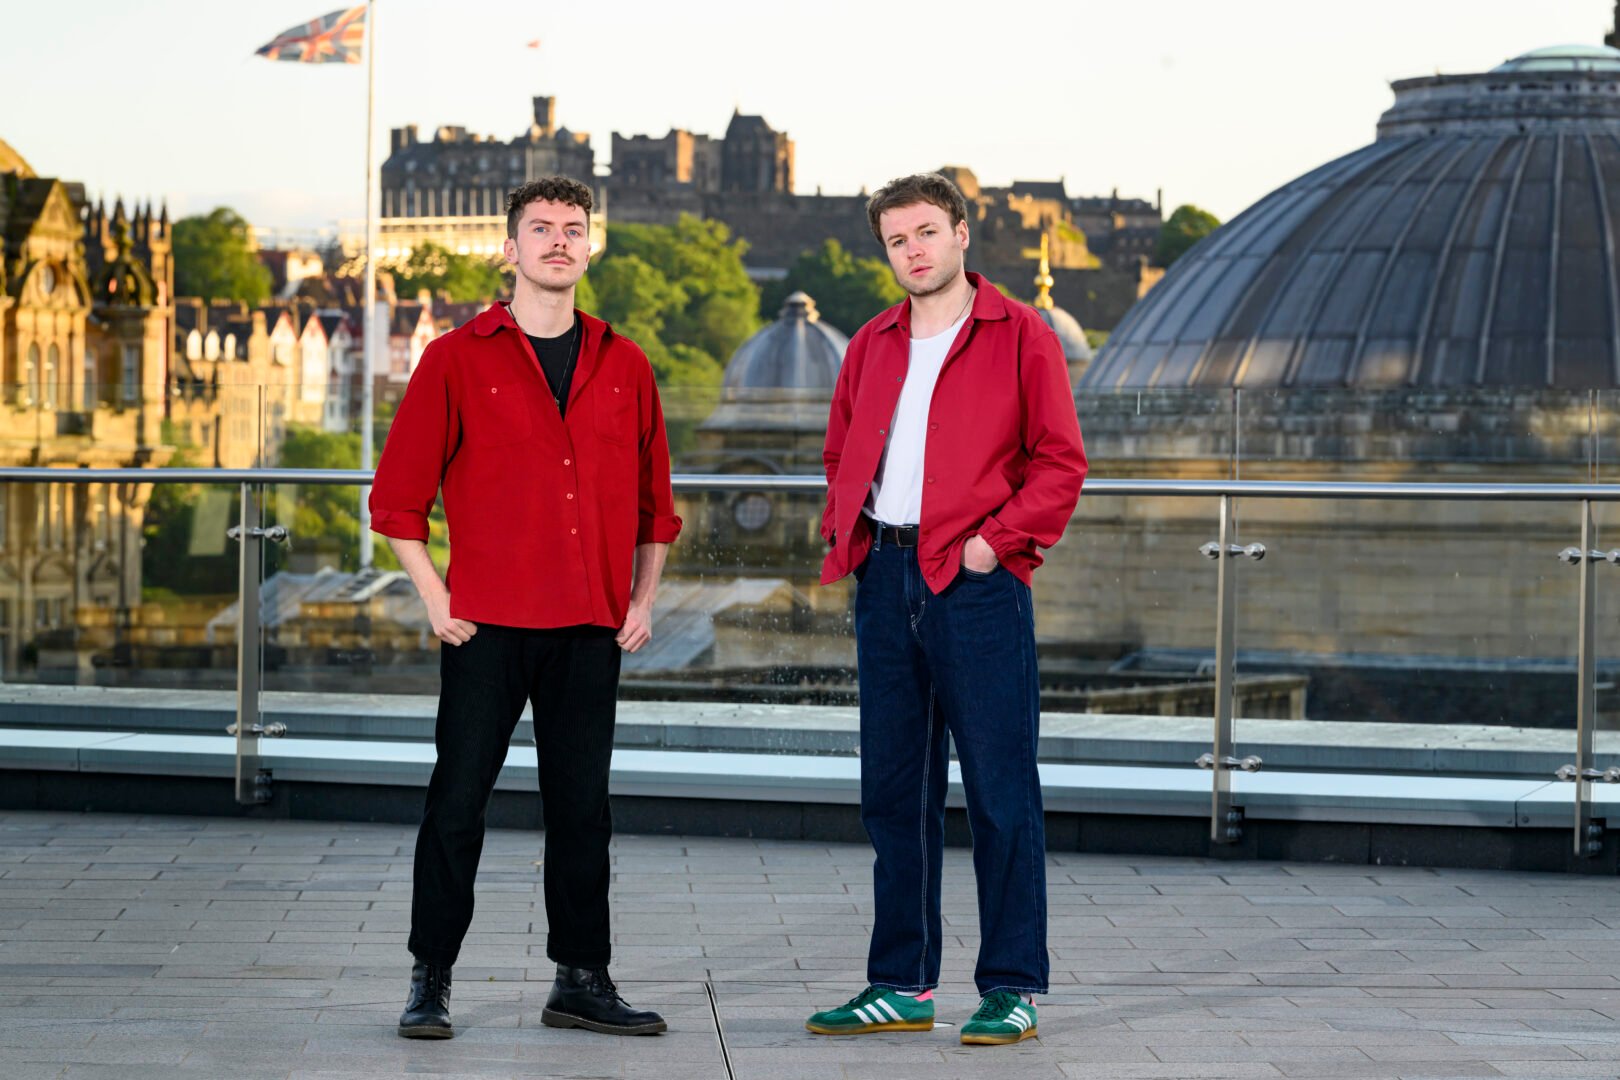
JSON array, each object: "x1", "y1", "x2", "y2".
[{"x1": 379, "y1": 97, "x2": 1163, "y2": 331}]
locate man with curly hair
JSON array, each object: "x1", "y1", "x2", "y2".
[
  {"x1": 371, "y1": 175, "x2": 680, "y2": 1039},
  {"x1": 807, "y1": 172, "x2": 1086, "y2": 1045}
]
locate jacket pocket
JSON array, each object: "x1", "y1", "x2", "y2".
[
  {"x1": 594, "y1": 382, "x2": 636, "y2": 444},
  {"x1": 467, "y1": 382, "x2": 532, "y2": 447}
]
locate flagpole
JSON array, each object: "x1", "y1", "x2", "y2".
[{"x1": 359, "y1": 0, "x2": 378, "y2": 568}]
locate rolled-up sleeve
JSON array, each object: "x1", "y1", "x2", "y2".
[
  {"x1": 636, "y1": 361, "x2": 683, "y2": 545},
  {"x1": 370, "y1": 341, "x2": 457, "y2": 543}
]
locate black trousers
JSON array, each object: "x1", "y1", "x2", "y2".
[{"x1": 407, "y1": 623, "x2": 621, "y2": 969}]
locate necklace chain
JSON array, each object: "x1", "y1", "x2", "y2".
[{"x1": 918, "y1": 285, "x2": 974, "y2": 337}]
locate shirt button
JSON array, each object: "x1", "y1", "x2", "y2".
[
  {"x1": 878, "y1": 428, "x2": 886, "y2": 435},
  {"x1": 570, "y1": 527, "x2": 577, "y2": 535},
  {"x1": 563, "y1": 458, "x2": 571, "y2": 465},
  {"x1": 490, "y1": 387, "x2": 498, "y2": 394},
  {"x1": 929, "y1": 423, "x2": 938, "y2": 431},
  {"x1": 927, "y1": 477, "x2": 936, "y2": 484},
  {"x1": 895, "y1": 376, "x2": 902, "y2": 383},
  {"x1": 566, "y1": 493, "x2": 574, "y2": 500}
]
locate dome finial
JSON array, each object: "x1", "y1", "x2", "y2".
[{"x1": 1033, "y1": 233, "x2": 1055, "y2": 311}]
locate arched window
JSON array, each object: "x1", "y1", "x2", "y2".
[
  {"x1": 44, "y1": 344, "x2": 58, "y2": 409},
  {"x1": 23, "y1": 343, "x2": 39, "y2": 407}
]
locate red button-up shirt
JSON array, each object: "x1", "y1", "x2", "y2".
[
  {"x1": 370, "y1": 302, "x2": 682, "y2": 629},
  {"x1": 820, "y1": 273, "x2": 1086, "y2": 593}
]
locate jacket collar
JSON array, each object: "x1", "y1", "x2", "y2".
[{"x1": 872, "y1": 271, "x2": 1008, "y2": 334}]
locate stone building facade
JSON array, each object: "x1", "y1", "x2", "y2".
[{"x1": 0, "y1": 139, "x2": 175, "y2": 678}]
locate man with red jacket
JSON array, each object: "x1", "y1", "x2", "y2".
[
  {"x1": 805, "y1": 173, "x2": 1086, "y2": 1046},
  {"x1": 371, "y1": 176, "x2": 680, "y2": 1040}
]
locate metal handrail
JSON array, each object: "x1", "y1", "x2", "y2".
[{"x1": 7, "y1": 467, "x2": 1620, "y2": 502}]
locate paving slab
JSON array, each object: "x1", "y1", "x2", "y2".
[{"x1": 3, "y1": 809, "x2": 1620, "y2": 1079}]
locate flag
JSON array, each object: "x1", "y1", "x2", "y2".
[{"x1": 255, "y1": 6, "x2": 367, "y2": 64}]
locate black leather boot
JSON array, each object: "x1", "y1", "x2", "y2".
[
  {"x1": 398, "y1": 961, "x2": 453, "y2": 1038},
  {"x1": 542, "y1": 964, "x2": 666, "y2": 1035}
]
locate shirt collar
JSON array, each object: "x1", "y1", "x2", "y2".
[
  {"x1": 873, "y1": 271, "x2": 1008, "y2": 334},
  {"x1": 472, "y1": 300, "x2": 612, "y2": 346}
]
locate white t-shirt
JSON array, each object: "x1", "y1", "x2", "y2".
[{"x1": 868, "y1": 309, "x2": 971, "y2": 525}]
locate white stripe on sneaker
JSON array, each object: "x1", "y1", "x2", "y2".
[
  {"x1": 853, "y1": 1005, "x2": 873, "y2": 1024},
  {"x1": 876, "y1": 999, "x2": 904, "y2": 1022},
  {"x1": 1007, "y1": 1008, "x2": 1031, "y2": 1030}
]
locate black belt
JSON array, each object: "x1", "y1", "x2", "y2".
[{"x1": 876, "y1": 523, "x2": 920, "y2": 547}]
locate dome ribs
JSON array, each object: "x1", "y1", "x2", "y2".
[
  {"x1": 1473, "y1": 134, "x2": 1539, "y2": 386},
  {"x1": 1275, "y1": 139, "x2": 1451, "y2": 389},
  {"x1": 1590, "y1": 135, "x2": 1620, "y2": 386},
  {"x1": 1344, "y1": 136, "x2": 1475, "y2": 387},
  {"x1": 1410, "y1": 138, "x2": 1514, "y2": 386}
]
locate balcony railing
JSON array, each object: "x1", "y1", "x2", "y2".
[{"x1": 1, "y1": 464, "x2": 1618, "y2": 861}]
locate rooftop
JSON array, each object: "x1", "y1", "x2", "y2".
[{"x1": 5, "y1": 808, "x2": 1620, "y2": 1079}]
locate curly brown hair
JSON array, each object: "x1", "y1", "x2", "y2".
[
  {"x1": 866, "y1": 173, "x2": 969, "y2": 245},
  {"x1": 505, "y1": 176, "x2": 594, "y2": 239}
]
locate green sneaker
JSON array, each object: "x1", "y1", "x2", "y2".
[
  {"x1": 960, "y1": 991, "x2": 1037, "y2": 1045},
  {"x1": 805, "y1": 986, "x2": 934, "y2": 1035}
]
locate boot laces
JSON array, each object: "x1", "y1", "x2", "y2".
[
  {"x1": 586, "y1": 968, "x2": 626, "y2": 1005},
  {"x1": 423, "y1": 964, "x2": 450, "y2": 1002}
]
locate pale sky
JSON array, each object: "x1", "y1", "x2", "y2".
[{"x1": 3, "y1": 0, "x2": 1613, "y2": 238}]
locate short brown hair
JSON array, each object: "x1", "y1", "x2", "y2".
[
  {"x1": 866, "y1": 173, "x2": 969, "y2": 245},
  {"x1": 505, "y1": 176, "x2": 594, "y2": 239}
]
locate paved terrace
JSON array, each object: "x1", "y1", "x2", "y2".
[{"x1": 3, "y1": 812, "x2": 1620, "y2": 1080}]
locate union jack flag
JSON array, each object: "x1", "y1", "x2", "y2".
[{"x1": 255, "y1": 6, "x2": 367, "y2": 64}]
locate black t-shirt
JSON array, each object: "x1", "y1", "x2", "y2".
[{"x1": 527, "y1": 319, "x2": 578, "y2": 417}]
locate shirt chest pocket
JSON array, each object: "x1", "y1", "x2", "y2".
[
  {"x1": 467, "y1": 383, "x2": 532, "y2": 447},
  {"x1": 593, "y1": 383, "x2": 636, "y2": 444}
]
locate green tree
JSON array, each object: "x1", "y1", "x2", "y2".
[
  {"x1": 269, "y1": 424, "x2": 446, "y2": 573},
  {"x1": 759, "y1": 239, "x2": 905, "y2": 336},
  {"x1": 588, "y1": 255, "x2": 687, "y2": 331},
  {"x1": 1156, "y1": 205, "x2": 1222, "y2": 268},
  {"x1": 172, "y1": 207, "x2": 273, "y2": 305},
  {"x1": 391, "y1": 241, "x2": 507, "y2": 303},
  {"x1": 597, "y1": 216, "x2": 761, "y2": 364},
  {"x1": 142, "y1": 450, "x2": 240, "y2": 598}
]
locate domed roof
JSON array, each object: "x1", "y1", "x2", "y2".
[
  {"x1": 1492, "y1": 44, "x2": 1620, "y2": 73},
  {"x1": 1083, "y1": 45, "x2": 1620, "y2": 391},
  {"x1": 1038, "y1": 305, "x2": 1093, "y2": 364},
  {"x1": 721, "y1": 291, "x2": 847, "y2": 391},
  {"x1": 1028, "y1": 239, "x2": 1094, "y2": 366}
]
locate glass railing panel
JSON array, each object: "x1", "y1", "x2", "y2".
[
  {"x1": 1227, "y1": 491, "x2": 1579, "y2": 779},
  {"x1": 0, "y1": 384, "x2": 270, "y2": 722},
  {"x1": 1035, "y1": 389, "x2": 1234, "y2": 766}
]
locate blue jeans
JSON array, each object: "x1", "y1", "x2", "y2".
[{"x1": 854, "y1": 536, "x2": 1049, "y2": 996}]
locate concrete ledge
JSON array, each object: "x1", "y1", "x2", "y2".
[
  {"x1": 0, "y1": 727, "x2": 1569, "y2": 830},
  {"x1": 0, "y1": 685, "x2": 1599, "y2": 778}
]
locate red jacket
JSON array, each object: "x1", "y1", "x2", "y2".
[
  {"x1": 820, "y1": 274, "x2": 1086, "y2": 592},
  {"x1": 370, "y1": 302, "x2": 682, "y2": 629}
]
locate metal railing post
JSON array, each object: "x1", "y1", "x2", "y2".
[
  {"x1": 1577, "y1": 500, "x2": 1597, "y2": 857},
  {"x1": 232, "y1": 482, "x2": 267, "y2": 805},
  {"x1": 1196, "y1": 495, "x2": 1266, "y2": 844},
  {"x1": 226, "y1": 483, "x2": 289, "y2": 805},
  {"x1": 1554, "y1": 501, "x2": 1620, "y2": 856}
]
